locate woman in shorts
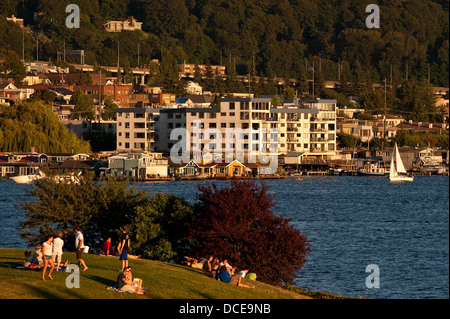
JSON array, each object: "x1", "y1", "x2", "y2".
[{"x1": 42, "y1": 235, "x2": 55, "y2": 281}]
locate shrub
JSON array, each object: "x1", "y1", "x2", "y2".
[{"x1": 190, "y1": 179, "x2": 311, "y2": 285}]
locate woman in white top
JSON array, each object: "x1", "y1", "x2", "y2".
[
  {"x1": 52, "y1": 232, "x2": 64, "y2": 270},
  {"x1": 42, "y1": 235, "x2": 55, "y2": 281}
]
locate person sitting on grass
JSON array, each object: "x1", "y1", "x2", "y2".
[
  {"x1": 217, "y1": 266, "x2": 255, "y2": 289},
  {"x1": 116, "y1": 266, "x2": 148, "y2": 295},
  {"x1": 210, "y1": 258, "x2": 220, "y2": 279},
  {"x1": 31, "y1": 244, "x2": 43, "y2": 268},
  {"x1": 183, "y1": 256, "x2": 207, "y2": 269}
]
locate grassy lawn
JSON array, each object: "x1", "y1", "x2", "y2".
[{"x1": 0, "y1": 248, "x2": 309, "y2": 299}]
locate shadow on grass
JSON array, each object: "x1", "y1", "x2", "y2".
[{"x1": 84, "y1": 274, "x2": 116, "y2": 287}]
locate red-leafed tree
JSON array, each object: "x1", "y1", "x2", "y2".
[{"x1": 190, "y1": 179, "x2": 311, "y2": 285}]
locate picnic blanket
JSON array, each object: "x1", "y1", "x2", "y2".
[{"x1": 106, "y1": 285, "x2": 133, "y2": 293}]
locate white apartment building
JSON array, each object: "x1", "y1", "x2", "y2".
[
  {"x1": 116, "y1": 108, "x2": 160, "y2": 152},
  {"x1": 116, "y1": 98, "x2": 337, "y2": 161}
]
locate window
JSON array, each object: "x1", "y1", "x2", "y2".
[{"x1": 135, "y1": 133, "x2": 145, "y2": 139}]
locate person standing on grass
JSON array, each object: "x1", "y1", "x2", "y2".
[
  {"x1": 52, "y1": 232, "x2": 64, "y2": 270},
  {"x1": 42, "y1": 235, "x2": 55, "y2": 281},
  {"x1": 117, "y1": 226, "x2": 131, "y2": 269},
  {"x1": 74, "y1": 226, "x2": 88, "y2": 271}
]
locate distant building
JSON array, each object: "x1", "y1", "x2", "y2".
[
  {"x1": 178, "y1": 63, "x2": 226, "y2": 78},
  {"x1": 75, "y1": 84, "x2": 133, "y2": 108},
  {"x1": 0, "y1": 81, "x2": 34, "y2": 102},
  {"x1": 106, "y1": 152, "x2": 168, "y2": 178},
  {"x1": 115, "y1": 98, "x2": 338, "y2": 161},
  {"x1": 103, "y1": 16, "x2": 143, "y2": 32}
]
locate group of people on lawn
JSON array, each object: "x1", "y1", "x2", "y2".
[
  {"x1": 25, "y1": 225, "x2": 256, "y2": 294},
  {"x1": 184, "y1": 256, "x2": 256, "y2": 289}
]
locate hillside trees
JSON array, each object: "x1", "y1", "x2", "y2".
[
  {"x1": 70, "y1": 89, "x2": 95, "y2": 120},
  {"x1": 1, "y1": 0, "x2": 448, "y2": 88}
]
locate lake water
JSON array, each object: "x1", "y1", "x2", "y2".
[{"x1": 0, "y1": 176, "x2": 448, "y2": 299}]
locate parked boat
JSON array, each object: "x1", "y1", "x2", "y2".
[
  {"x1": 10, "y1": 170, "x2": 46, "y2": 184},
  {"x1": 357, "y1": 162, "x2": 389, "y2": 176},
  {"x1": 389, "y1": 143, "x2": 414, "y2": 182}
]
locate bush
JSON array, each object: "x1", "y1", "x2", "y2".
[
  {"x1": 190, "y1": 179, "x2": 311, "y2": 285},
  {"x1": 129, "y1": 193, "x2": 195, "y2": 261}
]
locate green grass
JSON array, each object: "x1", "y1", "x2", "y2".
[{"x1": 0, "y1": 248, "x2": 309, "y2": 299}]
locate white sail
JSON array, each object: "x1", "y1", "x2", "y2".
[
  {"x1": 395, "y1": 144, "x2": 407, "y2": 174},
  {"x1": 389, "y1": 143, "x2": 414, "y2": 182},
  {"x1": 390, "y1": 148, "x2": 397, "y2": 178}
]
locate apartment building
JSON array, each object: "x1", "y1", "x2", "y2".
[
  {"x1": 304, "y1": 99, "x2": 337, "y2": 156},
  {"x1": 115, "y1": 98, "x2": 337, "y2": 161},
  {"x1": 178, "y1": 63, "x2": 226, "y2": 78},
  {"x1": 116, "y1": 108, "x2": 160, "y2": 152},
  {"x1": 75, "y1": 84, "x2": 133, "y2": 108}
]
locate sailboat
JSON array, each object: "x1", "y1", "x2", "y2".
[{"x1": 389, "y1": 143, "x2": 414, "y2": 182}]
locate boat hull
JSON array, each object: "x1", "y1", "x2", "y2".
[
  {"x1": 357, "y1": 170, "x2": 389, "y2": 176},
  {"x1": 10, "y1": 175, "x2": 44, "y2": 184},
  {"x1": 389, "y1": 176, "x2": 414, "y2": 182}
]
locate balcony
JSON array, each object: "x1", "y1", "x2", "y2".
[
  {"x1": 310, "y1": 127, "x2": 329, "y2": 132},
  {"x1": 310, "y1": 137, "x2": 330, "y2": 142}
]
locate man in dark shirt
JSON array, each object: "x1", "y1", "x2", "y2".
[
  {"x1": 118, "y1": 227, "x2": 131, "y2": 269},
  {"x1": 217, "y1": 266, "x2": 255, "y2": 288}
]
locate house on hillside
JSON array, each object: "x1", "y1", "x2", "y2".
[{"x1": 103, "y1": 17, "x2": 143, "y2": 32}]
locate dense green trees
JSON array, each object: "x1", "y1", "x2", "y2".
[
  {"x1": 0, "y1": 101, "x2": 91, "y2": 153},
  {"x1": 0, "y1": 1, "x2": 447, "y2": 122},
  {"x1": 0, "y1": 0, "x2": 447, "y2": 88}
]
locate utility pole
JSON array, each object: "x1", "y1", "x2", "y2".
[
  {"x1": 382, "y1": 78, "x2": 387, "y2": 150},
  {"x1": 137, "y1": 42, "x2": 140, "y2": 67},
  {"x1": 312, "y1": 61, "x2": 315, "y2": 99},
  {"x1": 22, "y1": 29, "x2": 25, "y2": 62},
  {"x1": 117, "y1": 41, "x2": 120, "y2": 69},
  {"x1": 98, "y1": 69, "x2": 102, "y2": 123}
]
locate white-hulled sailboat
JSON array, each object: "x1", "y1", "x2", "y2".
[{"x1": 389, "y1": 143, "x2": 414, "y2": 182}]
